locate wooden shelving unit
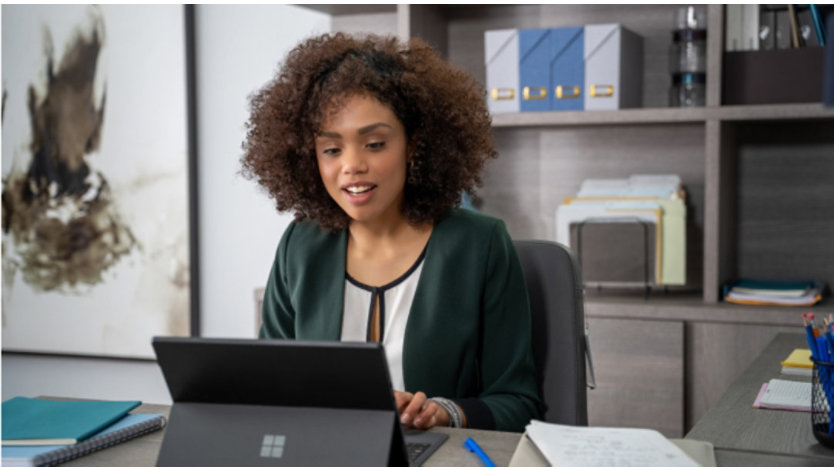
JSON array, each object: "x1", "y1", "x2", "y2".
[
  {"x1": 491, "y1": 103, "x2": 834, "y2": 127},
  {"x1": 309, "y1": 3, "x2": 833, "y2": 438}
]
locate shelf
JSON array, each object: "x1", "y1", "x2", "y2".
[
  {"x1": 712, "y1": 103, "x2": 834, "y2": 121},
  {"x1": 491, "y1": 103, "x2": 834, "y2": 129},
  {"x1": 491, "y1": 107, "x2": 709, "y2": 128},
  {"x1": 584, "y1": 293, "x2": 831, "y2": 326},
  {"x1": 296, "y1": 4, "x2": 397, "y2": 16}
]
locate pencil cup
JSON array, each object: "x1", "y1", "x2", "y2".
[{"x1": 811, "y1": 359, "x2": 834, "y2": 448}]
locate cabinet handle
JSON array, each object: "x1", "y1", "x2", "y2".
[
  {"x1": 491, "y1": 88, "x2": 515, "y2": 100},
  {"x1": 555, "y1": 85, "x2": 581, "y2": 99},
  {"x1": 523, "y1": 86, "x2": 547, "y2": 100},
  {"x1": 590, "y1": 84, "x2": 614, "y2": 97}
]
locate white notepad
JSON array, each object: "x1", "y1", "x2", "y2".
[
  {"x1": 523, "y1": 420, "x2": 699, "y2": 466},
  {"x1": 759, "y1": 379, "x2": 812, "y2": 411}
]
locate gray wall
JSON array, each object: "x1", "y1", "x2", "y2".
[{"x1": 2, "y1": 5, "x2": 330, "y2": 404}]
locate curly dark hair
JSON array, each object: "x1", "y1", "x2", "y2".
[{"x1": 240, "y1": 32, "x2": 496, "y2": 231}]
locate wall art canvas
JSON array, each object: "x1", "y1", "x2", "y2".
[{"x1": 2, "y1": 5, "x2": 191, "y2": 358}]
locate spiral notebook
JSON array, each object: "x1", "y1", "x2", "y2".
[{"x1": 1, "y1": 413, "x2": 166, "y2": 467}]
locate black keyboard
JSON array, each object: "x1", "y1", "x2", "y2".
[{"x1": 406, "y1": 442, "x2": 431, "y2": 464}]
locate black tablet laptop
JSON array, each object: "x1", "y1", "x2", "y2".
[{"x1": 152, "y1": 336, "x2": 447, "y2": 466}]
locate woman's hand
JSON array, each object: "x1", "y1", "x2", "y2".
[{"x1": 394, "y1": 390, "x2": 450, "y2": 429}]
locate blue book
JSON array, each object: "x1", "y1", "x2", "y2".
[
  {"x1": 2, "y1": 397, "x2": 141, "y2": 445},
  {"x1": 1, "y1": 413, "x2": 166, "y2": 467}
]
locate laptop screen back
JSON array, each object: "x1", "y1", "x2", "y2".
[
  {"x1": 153, "y1": 337, "x2": 396, "y2": 410},
  {"x1": 152, "y1": 337, "x2": 410, "y2": 466}
]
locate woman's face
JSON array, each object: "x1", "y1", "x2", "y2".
[{"x1": 315, "y1": 94, "x2": 410, "y2": 228}]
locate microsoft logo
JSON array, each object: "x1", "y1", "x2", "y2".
[{"x1": 260, "y1": 434, "x2": 286, "y2": 458}]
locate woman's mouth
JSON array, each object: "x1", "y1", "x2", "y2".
[
  {"x1": 344, "y1": 184, "x2": 376, "y2": 195},
  {"x1": 342, "y1": 183, "x2": 377, "y2": 204}
]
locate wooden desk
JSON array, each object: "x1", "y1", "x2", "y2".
[
  {"x1": 59, "y1": 334, "x2": 834, "y2": 466},
  {"x1": 686, "y1": 333, "x2": 834, "y2": 465},
  {"x1": 60, "y1": 402, "x2": 522, "y2": 467}
]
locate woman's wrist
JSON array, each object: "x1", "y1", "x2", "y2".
[{"x1": 428, "y1": 397, "x2": 466, "y2": 428}]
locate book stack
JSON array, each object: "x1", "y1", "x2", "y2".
[
  {"x1": 2, "y1": 397, "x2": 166, "y2": 466},
  {"x1": 723, "y1": 279, "x2": 824, "y2": 307},
  {"x1": 781, "y1": 348, "x2": 813, "y2": 377}
]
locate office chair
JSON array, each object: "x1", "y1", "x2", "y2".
[{"x1": 514, "y1": 240, "x2": 591, "y2": 425}]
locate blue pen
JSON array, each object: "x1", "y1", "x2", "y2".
[
  {"x1": 806, "y1": 323, "x2": 819, "y2": 360},
  {"x1": 827, "y1": 330, "x2": 834, "y2": 358},
  {"x1": 817, "y1": 336, "x2": 829, "y2": 362},
  {"x1": 464, "y1": 437, "x2": 495, "y2": 467}
]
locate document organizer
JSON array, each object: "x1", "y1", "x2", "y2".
[
  {"x1": 569, "y1": 219, "x2": 655, "y2": 291},
  {"x1": 485, "y1": 29, "x2": 520, "y2": 114},
  {"x1": 551, "y1": 26, "x2": 585, "y2": 111},
  {"x1": 152, "y1": 337, "x2": 411, "y2": 466},
  {"x1": 520, "y1": 28, "x2": 553, "y2": 112},
  {"x1": 583, "y1": 24, "x2": 643, "y2": 110}
]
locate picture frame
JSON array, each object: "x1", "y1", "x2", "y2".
[{"x1": 1, "y1": 4, "x2": 200, "y2": 359}]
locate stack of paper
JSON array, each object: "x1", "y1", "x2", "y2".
[
  {"x1": 555, "y1": 174, "x2": 686, "y2": 286},
  {"x1": 753, "y1": 378, "x2": 812, "y2": 412},
  {"x1": 724, "y1": 279, "x2": 823, "y2": 306},
  {"x1": 780, "y1": 348, "x2": 813, "y2": 377}
]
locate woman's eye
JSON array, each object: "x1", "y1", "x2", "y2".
[
  {"x1": 322, "y1": 147, "x2": 341, "y2": 156},
  {"x1": 367, "y1": 141, "x2": 385, "y2": 150}
]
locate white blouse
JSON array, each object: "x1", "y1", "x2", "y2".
[{"x1": 340, "y1": 250, "x2": 426, "y2": 392}]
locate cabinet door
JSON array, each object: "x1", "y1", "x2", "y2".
[
  {"x1": 685, "y1": 322, "x2": 798, "y2": 429},
  {"x1": 587, "y1": 317, "x2": 684, "y2": 437}
]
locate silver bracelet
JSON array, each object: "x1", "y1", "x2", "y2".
[{"x1": 428, "y1": 397, "x2": 463, "y2": 428}]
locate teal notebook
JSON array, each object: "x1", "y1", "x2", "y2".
[
  {"x1": 1, "y1": 397, "x2": 141, "y2": 445},
  {"x1": 2, "y1": 413, "x2": 166, "y2": 466}
]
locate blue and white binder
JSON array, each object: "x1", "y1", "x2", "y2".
[
  {"x1": 520, "y1": 28, "x2": 553, "y2": 112},
  {"x1": 551, "y1": 26, "x2": 585, "y2": 112},
  {"x1": 484, "y1": 29, "x2": 520, "y2": 114},
  {"x1": 584, "y1": 24, "x2": 643, "y2": 110}
]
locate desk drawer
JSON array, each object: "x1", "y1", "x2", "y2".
[{"x1": 586, "y1": 317, "x2": 684, "y2": 438}]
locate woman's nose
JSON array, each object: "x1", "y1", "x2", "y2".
[{"x1": 341, "y1": 147, "x2": 368, "y2": 174}]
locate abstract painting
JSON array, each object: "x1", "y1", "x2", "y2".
[{"x1": 2, "y1": 5, "x2": 192, "y2": 358}]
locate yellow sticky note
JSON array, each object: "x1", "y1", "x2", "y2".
[{"x1": 781, "y1": 348, "x2": 813, "y2": 368}]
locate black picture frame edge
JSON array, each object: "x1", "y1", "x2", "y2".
[{"x1": 185, "y1": 4, "x2": 201, "y2": 338}]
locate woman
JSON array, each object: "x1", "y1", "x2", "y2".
[{"x1": 241, "y1": 32, "x2": 544, "y2": 432}]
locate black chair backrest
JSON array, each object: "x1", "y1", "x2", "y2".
[{"x1": 514, "y1": 240, "x2": 588, "y2": 425}]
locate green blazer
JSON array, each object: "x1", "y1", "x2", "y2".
[{"x1": 260, "y1": 208, "x2": 545, "y2": 432}]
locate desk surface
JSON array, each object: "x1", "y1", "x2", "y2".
[
  {"x1": 58, "y1": 333, "x2": 834, "y2": 466},
  {"x1": 686, "y1": 333, "x2": 834, "y2": 464},
  {"x1": 60, "y1": 402, "x2": 522, "y2": 467}
]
